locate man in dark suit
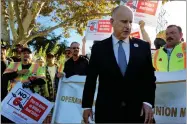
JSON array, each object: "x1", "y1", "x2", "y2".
[{"x1": 82, "y1": 5, "x2": 156, "y2": 123}]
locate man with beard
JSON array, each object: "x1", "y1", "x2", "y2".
[
  {"x1": 153, "y1": 25, "x2": 186, "y2": 72},
  {"x1": 11, "y1": 44, "x2": 23, "y2": 62},
  {"x1": 63, "y1": 42, "x2": 89, "y2": 78},
  {"x1": 3, "y1": 47, "x2": 46, "y2": 93}
]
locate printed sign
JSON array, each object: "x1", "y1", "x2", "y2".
[
  {"x1": 1, "y1": 82, "x2": 53, "y2": 123},
  {"x1": 86, "y1": 20, "x2": 113, "y2": 41},
  {"x1": 120, "y1": 0, "x2": 161, "y2": 27},
  {"x1": 86, "y1": 19, "x2": 143, "y2": 41},
  {"x1": 130, "y1": 28, "x2": 142, "y2": 39}
]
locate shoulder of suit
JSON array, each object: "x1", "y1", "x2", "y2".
[
  {"x1": 131, "y1": 37, "x2": 150, "y2": 47},
  {"x1": 79, "y1": 55, "x2": 89, "y2": 61},
  {"x1": 92, "y1": 37, "x2": 110, "y2": 50}
]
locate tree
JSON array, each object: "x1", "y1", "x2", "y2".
[
  {"x1": 28, "y1": 33, "x2": 67, "y2": 53},
  {"x1": 1, "y1": 0, "x2": 10, "y2": 45},
  {"x1": 2, "y1": 0, "x2": 118, "y2": 46}
]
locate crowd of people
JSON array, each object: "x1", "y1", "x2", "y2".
[{"x1": 1, "y1": 5, "x2": 186, "y2": 124}]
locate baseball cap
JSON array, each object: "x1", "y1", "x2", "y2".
[{"x1": 21, "y1": 47, "x2": 32, "y2": 54}]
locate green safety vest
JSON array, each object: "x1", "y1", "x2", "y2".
[
  {"x1": 153, "y1": 42, "x2": 186, "y2": 72},
  {"x1": 4, "y1": 62, "x2": 48, "y2": 96}
]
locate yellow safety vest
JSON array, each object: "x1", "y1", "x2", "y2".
[
  {"x1": 153, "y1": 42, "x2": 186, "y2": 72},
  {"x1": 4, "y1": 62, "x2": 46, "y2": 92}
]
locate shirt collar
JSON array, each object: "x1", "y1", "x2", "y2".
[{"x1": 112, "y1": 34, "x2": 129, "y2": 46}]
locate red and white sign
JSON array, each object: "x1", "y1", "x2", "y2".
[
  {"x1": 86, "y1": 19, "x2": 113, "y2": 41},
  {"x1": 136, "y1": 1, "x2": 159, "y2": 16},
  {"x1": 130, "y1": 31, "x2": 141, "y2": 39},
  {"x1": 120, "y1": 0, "x2": 161, "y2": 27},
  {"x1": 97, "y1": 20, "x2": 112, "y2": 33},
  {"x1": 130, "y1": 28, "x2": 142, "y2": 39},
  {"x1": 1, "y1": 82, "x2": 53, "y2": 123}
]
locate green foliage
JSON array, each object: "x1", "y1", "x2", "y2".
[
  {"x1": 27, "y1": 33, "x2": 67, "y2": 61},
  {"x1": 50, "y1": 42, "x2": 60, "y2": 55},
  {"x1": 39, "y1": 0, "x2": 118, "y2": 37}
]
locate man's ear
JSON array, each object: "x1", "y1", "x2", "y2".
[
  {"x1": 180, "y1": 32, "x2": 183, "y2": 39},
  {"x1": 110, "y1": 18, "x2": 114, "y2": 25}
]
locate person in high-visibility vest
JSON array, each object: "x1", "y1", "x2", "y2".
[
  {"x1": 139, "y1": 20, "x2": 166, "y2": 49},
  {"x1": 39, "y1": 52, "x2": 63, "y2": 102},
  {"x1": 2, "y1": 47, "x2": 47, "y2": 94},
  {"x1": 153, "y1": 25, "x2": 186, "y2": 72}
]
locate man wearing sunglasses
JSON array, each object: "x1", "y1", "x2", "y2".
[{"x1": 63, "y1": 42, "x2": 89, "y2": 78}]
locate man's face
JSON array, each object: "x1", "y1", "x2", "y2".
[
  {"x1": 1, "y1": 48, "x2": 6, "y2": 60},
  {"x1": 36, "y1": 60, "x2": 45, "y2": 67},
  {"x1": 166, "y1": 26, "x2": 182, "y2": 46},
  {"x1": 16, "y1": 48, "x2": 22, "y2": 56},
  {"x1": 21, "y1": 51, "x2": 32, "y2": 63},
  {"x1": 110, "y1": 8, "x2": 133, "y2": 40},
  {"x1": 70, "y1": 43, "x2": 80, "y2": 56},
  {"x1": 47, "y1": 55, "x2": 55, "y2": 64},
  {"x1": 65, "y1": 50, "x2": 72, "y2": 59}
]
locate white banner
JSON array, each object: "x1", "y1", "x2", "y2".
[
  {"x1": 1, "y1": 82, "x2": 54, "y2": 123},
  {"x1": 52, "y1": 70, "x2": 186, "y2": 123},
  {"x1": 120, "y1": 0, "x2": 161, "y2": 27}
]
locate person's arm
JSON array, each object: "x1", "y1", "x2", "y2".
[
  {"x1": 139, "y1": 20, "x2": 152, "y2": 45},
  {"x1": 82, "y1": 36, "x2": 86, "y2": 56},
  {"x1": 63, "y1": 61, "x2": 73, "y2": 78},
  {"x1": 82, "y1": 43, "x2": 99, "y2": 108},
  {"x1": 2, "y1": 71, "x2": 18, "y2": 81}
]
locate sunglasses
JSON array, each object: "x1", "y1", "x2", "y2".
[
  {"x1": 71, "y1": 47, "x2": 80, "y2": 50},
  {"x1": 65, "y1": 52, "x2": 71, "y2": 55}
]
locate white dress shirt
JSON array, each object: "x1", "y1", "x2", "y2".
[{"x1": 84, "y1": 35, "x2": 152, "y2": 110}]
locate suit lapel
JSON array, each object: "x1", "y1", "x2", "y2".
[
  {"x1": 105, "y1": 37, "x2": 139, "y2": 77},
  {"x1": 125, "y1": 37, "x2": 137, "y2": 76}
]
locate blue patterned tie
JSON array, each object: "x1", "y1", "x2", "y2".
[{"x1": 118, "y1": 40, "x2": 127, "y2": 75}]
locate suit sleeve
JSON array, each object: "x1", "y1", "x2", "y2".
[
  {"x1": 82, "y1": 44, "x2": 99, "y2": 108},
  {"x1": 142, "y1": 42, "x2": 156, "y2": 108}
]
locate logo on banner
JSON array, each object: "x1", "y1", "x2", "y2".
[
  {"x1": 88, "y1": 21, "x2": 98, "y2": 33},
  {"x1": 7, "y1": 88, "x2": 48, "y2": 121},
  {"x1": 8, "y1": 88, "x2": 31, "y2": 111}
]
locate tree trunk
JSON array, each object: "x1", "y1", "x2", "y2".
[{"x1": 1, "y1": 0, "x2": 10, "y2": 45}]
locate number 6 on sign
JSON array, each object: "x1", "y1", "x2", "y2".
[{"x1": 13, "y1": 97, "x2": 22, "y2": 106}]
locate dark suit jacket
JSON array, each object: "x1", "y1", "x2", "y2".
[{"x1": 82, "y1": 36, "x2": 156, "y2": 123}]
